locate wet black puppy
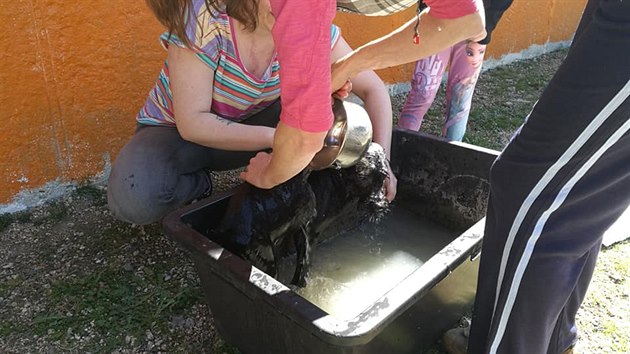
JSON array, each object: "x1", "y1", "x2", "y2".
[
  {"x1": 214, "y1": 143, "x2": 390, "y2": 287},
  {"x1": 214, "y1": 170, "x2": 316, "y2": 284}
]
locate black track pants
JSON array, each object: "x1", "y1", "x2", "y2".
[{"x1": 468, "y1": 0, "x2": 630, "y2": 352}]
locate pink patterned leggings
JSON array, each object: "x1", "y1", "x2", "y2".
[{"x1": 398, "y1": 40, "x2": 484, "y2": 141}]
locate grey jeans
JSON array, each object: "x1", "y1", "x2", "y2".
[{"x1": 107, "y1": 100, "x2": 280, "y2": 225}]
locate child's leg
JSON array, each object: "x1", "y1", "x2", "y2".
[
  {"x1": 398, "y1": 47, "x2": 450, "y2": 131},
  {"x1": 443, "y1": 40, "x2": 484, "y2": 141}
]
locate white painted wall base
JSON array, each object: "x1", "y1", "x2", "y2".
[{"x1": 0, "y1": 154, "x2": 110, "y2": 215}]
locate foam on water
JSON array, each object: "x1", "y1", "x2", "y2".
[{"x1": 277, "y1": 205, "x2": 456, "y2": 320}]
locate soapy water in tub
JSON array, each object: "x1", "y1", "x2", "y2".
[{"x1": 277, "y1": 206, "x2": 455, "y2": 320}]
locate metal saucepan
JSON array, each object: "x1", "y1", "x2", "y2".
[{"x1": 309, "y1": 98, "x2": 373, "y2": 170}]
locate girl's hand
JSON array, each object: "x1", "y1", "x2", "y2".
[
  {"x1": 383, "y1": 162, "x2": 398, "y2": 202},
  {"x1": 333, "y1": 80, "x2": 353, "y2": 100}
]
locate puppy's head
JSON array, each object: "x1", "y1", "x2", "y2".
[{"x1": 342, "y1": 142, "x2": 390, "y2": 222}]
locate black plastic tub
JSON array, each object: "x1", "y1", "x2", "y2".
[{"x1": 163, "y1": 129, "x2": 499, "y2": 353}]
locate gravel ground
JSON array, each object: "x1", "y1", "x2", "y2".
[{"x1": 1, "y1": 49, "x2": 628, "y2": 353}]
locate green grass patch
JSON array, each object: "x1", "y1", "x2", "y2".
[
  {"x1": 213, "y1": 339, "x2": 241, "y2": 354},
  {"x1": 47, "y1": 202, "x2": 68, "y2": 223},
  {"x1": 1, "y1": 205, "x2": 71, "y2": 232},
  {"x1": 0, "y1": 275, "x2": 23, "y2": 298},
  {"x1": 464, "y1": 104, "x2": 528, "y2": 150},
  {"x1": 611, "y1": 244, "x2": 630, "y2": 276},
  {"x1": 602, "y1": 320, "x2": 629, "y2": 352},
  {"x1": 15, "y1": 211, "x2": 32, "y2": 223},
  {"x1": 0, "y1": 213, "x2": 12, "y2": 232},
  {"x1": 0, "y1": 275, "x2": 26, "y2": 337},
  {"x1": 87, "y1": 225, "x2": 136, "y2": 256},
  {"x1": 0, "y1": 211, "x2": 32, "y2": 232},
  {"x1": 75, "y1": 184, "x2": 103, "y2": 198},
  {"x1": 602, "y1": 319, "x2": 619, "y2": 337},
  {"x1": 74, "y1": 184, "x2": 107, "y2": 206},
  {"x1": 0, "y1": 321, "x2": 20, "y2": 338},
  {"x1": 30, "y1": 202, "x2": 68, "y2": 226},
  {"x1": 84, "y1": 223, "x2": 164, "y2": 259},
  {"x1": 30, "y1": 265, "x2": 203, "y2": 351}
]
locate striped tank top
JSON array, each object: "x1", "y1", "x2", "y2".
[{"x1": 137, "y1": 2, "x2": 341, "y2": 126}]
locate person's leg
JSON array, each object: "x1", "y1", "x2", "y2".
[
  {"x1": 107, "y1": 100, "x2": 281, "y2": 225},
  {"x1": 397, "y1": 47, "x2": 450, "y2": 131},
  {"x1": 546, "y1": 242, "x2": 599, "y2": 353},
  {"x1": 442, "y1": 40, "x2": 484, "y2": 141},
  {"x1": 468, "y1": 1, "x2": 630, "y2": 352},
  {"x1": 107, "y1": 125, "x2": 212, "y2": 225},
  {"x1": 473, "y1": 133, "x2": 630, "y2": 354},
  {"x1": 570, "y1": 0, "x2": 599, "y2": 48}
]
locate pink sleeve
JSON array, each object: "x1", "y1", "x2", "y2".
[
  {"x1": 424, "y1": 0, "x2": 482, "y2": 19},
  {"x1": 270, "y1": 0, "x2": 336, "y2": 133}
]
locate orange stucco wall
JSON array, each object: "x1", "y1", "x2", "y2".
[{"x1": 0, "y1": 0, "x2": 586, "y2": 204}]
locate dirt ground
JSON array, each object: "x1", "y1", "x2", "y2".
[{"x1": 1, "y1": 49, "x2": 628, "y2": 353}]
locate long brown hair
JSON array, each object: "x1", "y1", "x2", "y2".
[{"x1": 145, "y1": 0, "x2": 259, "y2": 47}]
